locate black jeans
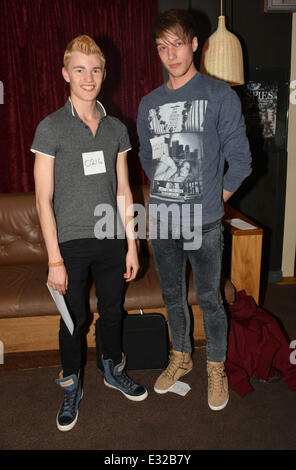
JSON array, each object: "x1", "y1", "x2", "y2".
[{"x1": 59, "y1": 238, "x2": 126, "y2": 377}]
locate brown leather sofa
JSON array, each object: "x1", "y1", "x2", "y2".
[
  {"x1": 0, "y1": 186, "x2": 164, "y2": 319},
  {"x1": 0, "y1": 185, "x2": 262, "y2": 356}
]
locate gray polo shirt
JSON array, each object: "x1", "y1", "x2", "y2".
[{"x1": 31, "y1": 98, "x2": 131, "y2": 243}]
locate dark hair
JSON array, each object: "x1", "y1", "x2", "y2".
[{"x1": 152, "y1": 9, "x2": 197, "y2": 43}]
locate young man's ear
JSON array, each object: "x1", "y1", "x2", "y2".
[
  {"x1": 192, "y1": 37, "x2": 198, "y2": 53},
  {"x1": 62, "y1": 67, "x2": 70, "y2": 83}
]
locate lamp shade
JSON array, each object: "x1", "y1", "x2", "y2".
[{"x1": 200, "y1": 16, "x2": 244, "y2": 86}]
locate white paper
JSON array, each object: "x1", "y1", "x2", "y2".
[
  {"x1": 226, "y1": 218, "x2": 257, "y2": 230},
  {"x1": 82, "y1": 150, "x2": 106, "y2": 175},
  {"x1": 46, "y1": 283, "x2": 74, "y2": 335},
  {"x1": 168, "y1": 380, "x2": 191, "y2": 396},
  {"x1": 150, "y1": 135, "x2": 165, "y2": 159}
]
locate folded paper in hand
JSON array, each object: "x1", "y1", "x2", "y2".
[{"x1": 46, "y1": 283, "x2": 74, "y2": 335}]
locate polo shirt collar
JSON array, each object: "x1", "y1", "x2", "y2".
[{"x1": 67, "y1": 97, "x2": 107, "y2": 120}]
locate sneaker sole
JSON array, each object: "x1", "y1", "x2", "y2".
[
  {"x1": 104, "y1": 378, "x2": 148, "y2": 401},
  {"x1": 208, "y1": 395, "x2": 229, "y2": 411},
  {"x1": 56, "y1": 390, "x2": 83, "y2": 432},
  {"x1": 56, "y1": 410, "x2": 79, "y2": 432},
  {"x1": 154, "y1": 366, "x2": 193, "y2": 394}
]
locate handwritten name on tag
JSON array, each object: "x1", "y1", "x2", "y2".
[{"x1": 82, "y1": 151, "x2": 106, "y2": 175}]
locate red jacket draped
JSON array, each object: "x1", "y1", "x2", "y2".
[{"x1": 225, "y1": 290, "x2": 296, "y2": 397}]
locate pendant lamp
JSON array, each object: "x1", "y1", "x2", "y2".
[{"x1": 200, "y1": 0, "x2": 244, "y2": 86}]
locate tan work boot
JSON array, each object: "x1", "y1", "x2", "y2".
[
  {"x1": 207, "y1": 361, "x2": 229, "y2": 411},
  {"x1": 154, "y1": 350, "x2": 193, "y2": 394}
]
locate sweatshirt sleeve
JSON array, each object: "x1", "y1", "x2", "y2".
[
  {"x1": 218, "y1": 88, "x2": 252, "y2": 193},
  {"x1": 137, "y1": 99, "x2": 153, "y2": 181}
]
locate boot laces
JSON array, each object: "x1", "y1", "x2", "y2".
[
  {"x1": 61, "y1": 389, "x2": 77, "y2": 416},
  {"x1": 117, "y1": 370, "x2": 137, "y2": 390},
  {"x1": 164, "y1": 353, "x2": 183, "y2": 378},
  {"x1": 208, "y1": 364, "x2": 225, "y2": 393}
]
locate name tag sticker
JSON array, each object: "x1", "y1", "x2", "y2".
[
  {"x1": 150, "y1": 135, "x2": 165, "y2": 159},
  {"x1": 82, "y1": 151, "x2": 106, "y2": 175}
]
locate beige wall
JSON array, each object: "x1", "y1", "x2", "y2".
[{"x1": 282, "y1": 13, "x2": 296, "y2": 277}]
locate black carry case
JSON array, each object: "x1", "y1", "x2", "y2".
[{"x1": 95, "y1": 309, "x2": 169, "y2": 371}]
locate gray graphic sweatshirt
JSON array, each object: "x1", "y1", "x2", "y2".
[{"x1": 137, "y1": 72, "x2": 252, "y2": 226}]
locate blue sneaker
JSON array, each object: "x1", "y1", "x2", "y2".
[
  {"x1": 102, "y1": 355, "x2": 148, "y2": 401},
  {"x1": 55, "y1": 372, "x2": 83, "y2": 431}
]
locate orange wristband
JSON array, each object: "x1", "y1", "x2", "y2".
[{"x1": 48, "y1": 259, "x2": 64, "y2": 267}]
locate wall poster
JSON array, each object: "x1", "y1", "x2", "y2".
[{"x1": 238, "y1": 81, "x2": 278, "y2": 139}]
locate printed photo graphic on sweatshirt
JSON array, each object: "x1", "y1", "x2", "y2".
[{"x1": 148, "y1": 100, "x2": 207, "y2": 202}]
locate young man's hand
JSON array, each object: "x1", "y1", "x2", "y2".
[
  {"x1": 223, "y1": 189, "x2": 234, "y2": 202},
  {"x1": 48, "y1": 265, "x2": 68, "y2": 295},
  {"x1": 124, "y1": 247, "x2": 140, "y2": 282}
]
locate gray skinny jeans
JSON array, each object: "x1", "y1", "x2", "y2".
[{"x1": 150, "y1": 219, "x2": 228, "y2": 362}]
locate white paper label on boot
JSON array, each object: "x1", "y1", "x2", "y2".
[{"x1": 168, "y1": 381, "x2": 191, "y2": 396}]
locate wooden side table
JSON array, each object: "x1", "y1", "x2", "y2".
[{"x1": 223, "y1": 204, "x2": 263, "y2": 304}]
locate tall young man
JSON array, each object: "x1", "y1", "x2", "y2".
[
  {"x1": 137, "y1": 10, "x2": 252, "y2": 411},
  {"x1": 32, "y1": 35, "x2": 147, "y2": 432}
]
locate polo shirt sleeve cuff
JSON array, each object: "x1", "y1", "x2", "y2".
[
  {"x1": 30, "y1": 148, "x2": 55, "y2": 159},
  {"x1": 118, "y1": 147, "x2": 132, "y2": 155}
]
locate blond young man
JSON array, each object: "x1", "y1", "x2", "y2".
[
  {"x1": 137, "y1": 10, "x2": 252, "y2": 411},
  {"x1": 32, "y1": 36, "x2": 147, "y2": 432}
]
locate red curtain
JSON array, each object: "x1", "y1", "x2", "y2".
[{"x1": 0, "y1": 0, "x2": 162, "y2": 192}]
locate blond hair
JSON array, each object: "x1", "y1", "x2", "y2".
[{"x1": 63, "y1": 35, "x2": 106, "y2": 69}]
